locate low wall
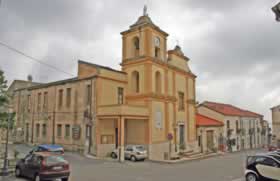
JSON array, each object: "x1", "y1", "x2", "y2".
[{"x1": 149, "y1": 142, "x2": 169, "y2": 161}]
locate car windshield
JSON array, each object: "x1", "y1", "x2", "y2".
[
  {"x1": 45, "y1": 156, "x2": 66, "y2": 165},
  {"x1": 247, "y1": 156, "x2": 256, "y2": 165},
  {"x1": 135, "y1": 146, "x2": 145, "y2": 151}
]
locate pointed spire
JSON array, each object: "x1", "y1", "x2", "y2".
[{"x1": 143, "y1": 5, "x2": 148, "y2": 16}]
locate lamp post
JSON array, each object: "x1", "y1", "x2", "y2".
[
  {"x1": 272, "y1": 2, "x2": 280, "y2": 22},
  {"x1": 1, "y1": 107, "x2": 12, "y2": 176}
]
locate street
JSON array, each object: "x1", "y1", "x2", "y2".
[{"x1": 0, "y1": 144, "x2": 264, "y2": 181}]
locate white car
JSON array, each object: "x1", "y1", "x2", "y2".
[
  {"x1": 111, "y1": 145, "x2": 147, "y2": 161},
  {"x1": 245, "y1": 154, "x2": 280, "y2": 181}
]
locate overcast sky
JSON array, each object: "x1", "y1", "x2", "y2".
[{"x1": 0, "y1": 0, "x2": 279, "y2": 122}]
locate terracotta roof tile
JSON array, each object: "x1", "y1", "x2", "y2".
[
  {"x1": 196, "y1": 114, "x2": 224, "y2": 127},
  {"x1": 201, "y1": 101, "x2": 263, "y2": 118}
]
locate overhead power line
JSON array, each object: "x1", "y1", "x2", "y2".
[{"x1": 0, "y1": 41, "x2": 75, "y2": 76}]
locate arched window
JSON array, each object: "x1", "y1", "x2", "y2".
[
  {"x1": 133, "y1": 37, "x2": 140, "y2": 57},
  {"x1": 132, "y1": 71, "x2": 140, "y2": 93},
  {"x1": 155, "y1": 71, "x2": 162, "y2": 94}
]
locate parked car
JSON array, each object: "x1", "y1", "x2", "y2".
[
  {"x1": 30, "y1": 144, "x2": 64, "y2": 155},
  {"x1": 268, "y1": 145, "x2": 279, "y2": 152},
  {"x1": 266, "y1": 150, "x2": 280, "y2": 157},
  {"x1": 15, "y1": 152, "x2": 70, "y2": 181},
  {"x1": 245, "y1": 154, "x2": 280, "y2": 181},
  {"x1": 111, "y1": 145, "x2": 147, "y2": 161}
]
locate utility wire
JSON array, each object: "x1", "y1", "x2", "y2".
[{"x1": 0, "y1": 41, "x2": 75, "y2": 76}]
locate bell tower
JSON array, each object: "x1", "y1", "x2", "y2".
[{"x1": 121, "y1": 6, "x2": 169, "y2": 62}]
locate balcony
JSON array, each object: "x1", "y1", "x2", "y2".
[{"x1": 97, "y1": 104, "x2": 149, "y2": 117}]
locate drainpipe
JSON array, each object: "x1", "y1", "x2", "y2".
[
  {"x1": 31, "y1": 92, "x2": 36, "y2": 144},
  {"x1": 52, "y1": 86, "x2": 57, "y2": 145}
]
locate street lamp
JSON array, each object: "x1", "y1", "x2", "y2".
[
  {"x1": 272, "y1": 2, "x2": 280, "y2": 22},
  {"x1": 1, "y1": 107, "x2": 12, "y2": 176}
]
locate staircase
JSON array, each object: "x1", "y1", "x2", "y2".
[{"x1": 181, "y1": 150, "x2": 204, "y2": 159}]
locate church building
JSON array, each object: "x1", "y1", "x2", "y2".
[{"x1": 13, "y1": 8, "x2": 198, "y2": 161}]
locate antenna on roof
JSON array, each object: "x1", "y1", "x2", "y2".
[
  {"x1": 27, "y1": 74, "x2": 33, "y2": 82},
  {"x1": 143, "y1": 5, "x2": 148, "y2": 16}
]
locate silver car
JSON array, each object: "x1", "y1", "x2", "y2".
[{"x1": 111, "y1": 145, "x2": 147, "y2": 161}]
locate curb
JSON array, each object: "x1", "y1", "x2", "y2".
[{"x1": 149, "y1": 153, "x2": 223, "y2": 164}]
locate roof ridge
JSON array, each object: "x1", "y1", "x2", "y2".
[{"x1": 78, "y1": 60, "x2": 126, "y2": 74}]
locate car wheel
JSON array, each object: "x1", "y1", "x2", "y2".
[
  {"x1": 15, "y1": 167, "x2": 21, "y2": 177},
  {"x1": 130, "y1": 155, "x2": 137, "y2": 162},
  {"x1": 246, "y1": 173, "x2": 258, "y2": 181},
  {"x1": 62, "y1": 177, "x2": 69, "y2": 181},
  {"x1": 111, "y1": 152, "x2": 117, "y2": 159}
]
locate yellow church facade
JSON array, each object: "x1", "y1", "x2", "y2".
[{"x1": 13, "y1": 10, "x2": 198, "y2": 161}]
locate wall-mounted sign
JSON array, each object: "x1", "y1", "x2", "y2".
[{"x1": 72, "y1": 125, "x2": 81, "y2": 140}]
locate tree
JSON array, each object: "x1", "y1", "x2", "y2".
[
  {"x1": 0, "y1": 69, "x2": 8, "y2": 107},
  {"x1": 0, "y1": 69, "x2": 14, "y2": 128}
]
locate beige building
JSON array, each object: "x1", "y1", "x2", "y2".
[
  {"x1": 14, "y1": 10, "x2": 198, "y2": 161},
  {"x1": 271, "y1": 105, "x2": 280, "y2": 147},
  {"x1": 0, "y1": 79, "x2": 40, "y2": 143},
  {"x1": 198, "y1": 101, "x2": 264, "y2": 152}
]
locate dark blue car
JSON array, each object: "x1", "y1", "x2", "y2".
[{"x1": 30, "y1": 144, "x2": 65, "y2": 155}]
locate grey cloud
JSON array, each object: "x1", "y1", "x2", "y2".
[{"x1": 0, "y1": 0, "x2": 279, "y2": 121}]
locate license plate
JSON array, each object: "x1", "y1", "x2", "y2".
[{"x1": 53, "y1": 166, "x2": 62, "y2": 170}]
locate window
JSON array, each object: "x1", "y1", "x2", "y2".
[
  {"x1": 66, "y1": 88, "x2": 71, "y2": 107},
  {"x1": 36, "y1": 124, "x2": 40, "y2": 137},
  {"x1": 42, "y1": 124, "x2": 47, "y2": 137},
  {"x1": 101, "y1": 135, "x2": 113, "y2": 144},
  {"x1": 85, "y1": 85, "x2": 91, "y2": 105},
  {"x1": 37, "y1": 93, "x2": 41, "y2": 112},
  {"x1": 155, "y1": 71, "x2": 162, "y2": 94},
  {"x1": 178, "y1": 92, "x2": 185, "y2": 111},
  {"x1": 132, "y1": 71, "x2": 140, "y2": 93},
  {"x1": 118, "y1": 87, "x2": 124, "y2": 104},
  {"x1": 262, "y1": 158, "x2": 279, "y2": 167},
  {"x1": 155, "y1": 47, "x2": 160, "y2": 58},
  {"x1": 27, "y1": 95, "x2": 31, "y2": 112},
  {"x1": 133, "y1": 37, "x2": 140, "y2": 56},
  {"x1": 57, "y1": 124, "x2": 62, "y2": 137},
  {"x1": 43, "y1": 92, "x2": 48, "y2": 111},
  {"x1": 198, "y1": 136, "x2": 201, "y2": 147},
  {"x1": 58, "y1": 89, "x2": 63, "y2": 108},
  {"x1": 65, "y1": 124, "x2": 70, "y2": 138},
  {"x1": 227, "y1": 120, "x2": 230, "y2": 129},
  {"x1": 236, "y1": 120, "x2": 239, "y2": 133}
]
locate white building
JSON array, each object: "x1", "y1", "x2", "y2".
[{"x1": 198, "y1": 101, "x2": 263, "y2": 152}]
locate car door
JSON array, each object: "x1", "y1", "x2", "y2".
[
  {"x1": 125, "y1": 146, "x2": 133, "y2": 159},
  {"x1": 23, "y1": 154, "x2": 36, "y2": 178},
  {"x1": 29, "y1": 155, "x2": 42, "y2": 177},
  {"x1": 256, "y1": 157, "x2": 280, "y2": 181},
  {"x1": 21, "y1": 154, "x2": 33, "y2": 177}
]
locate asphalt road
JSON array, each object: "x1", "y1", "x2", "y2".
[{"x1": 0, "y1": 144, "x2": 265, "y2": 181}]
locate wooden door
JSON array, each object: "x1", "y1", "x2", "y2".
[{"x1": 206, "y1": 130, "x2": 214, "y2": 151}]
